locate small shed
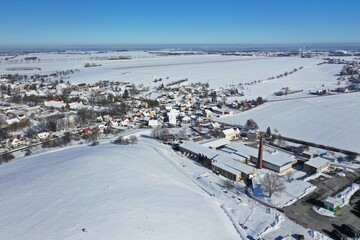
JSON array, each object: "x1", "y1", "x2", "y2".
[
  {"x1": 303, "y1": 157, "x2": 331, "y2": 173},
  {"x1": 324, "y1": 196, "x2": 339, "y2": 212}
]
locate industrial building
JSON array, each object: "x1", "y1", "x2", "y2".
[{"x1": 303, "y1": 157, "x2": 331, "y2": 173}]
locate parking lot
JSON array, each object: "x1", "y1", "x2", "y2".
[{"x1": 283, "y1": 168, "x2": 360, "y2": 239}]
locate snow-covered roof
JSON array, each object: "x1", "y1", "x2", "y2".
[
  {"x1": 44, "y1": 100, "x2": 65, "y2": 108},
  {"x1": 6, "y1": 118, "x2": 20, "y2": 125},
  {"x1": 180, "y1": 141, "x2": 218, "y2": 159},
  {"x1": 222, "y1": 127, "x2": 239, "y2": 136},
  {"x1": 227, "y1": 142, "x2": 293, "y2": 167},
  {"x1": 212, "y1": 154, "x2": 254, "y2": 175},
  {"x1": 6, "y1": 109, "x2": 26, "y2": 115},
  {"x1": 201, "y1": 138, "x2": 230, "y2": 149},
  {"x1": 148, "y1": 119, "x2": 159, "y2": 126},
  {"x1": 304, "y1": 157, "x2": 330, "y2": 169},
  {"x1": 324, "y1": 196, "x2": 339, "y2": 205},
  {"x1": 37, "y1": 132, "x2": 50, "y2": 140},
  {"x1": 68, "y1": 102, "x2": 84, "y2": 110}
]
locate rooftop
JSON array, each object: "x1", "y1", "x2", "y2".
[
  {"x1": 226, "y1": 142, "x2": 294, "y2": 167},
  {"x1": 200, "y1": 138, "x2": 230, "y2": 149},
  {"x1": 304, "y1": 157, "x2": 330, "y2": 169},
  {"x1": 180, "y1": 141, "x2": 218, "y2": 159},
  {"x1": 213, "y1": 154, "x2": 254, "y2": 175}
]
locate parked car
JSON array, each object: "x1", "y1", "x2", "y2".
[
  {"x1": 341, "y1": 224, "x2": 359, "y2": 238},
  {"x1": 331, "y1": 229, "x2": 345, "y2": 240}
]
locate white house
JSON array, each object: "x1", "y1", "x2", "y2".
[
  {"x1": 148, "y1": 119, "x2": 159, "y2": 128},
  {"x1": 8, "y1": 138, "x2": 22, "y2": 148},
  {"x1": 168, "y1": 109, "x2": 179, "y2": 126},
  {"x1": 221, "y1": 127, "x2": 240, "y2": 140},
  {"x1": 37, "y1": 132, "x2": 50, "y2": 141}
]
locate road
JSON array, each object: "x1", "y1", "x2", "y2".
[{"x1": 283, "y1": 169, "x2": 360, "y2": 237}]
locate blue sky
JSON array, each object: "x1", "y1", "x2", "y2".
[{"x1": 1, "y1": 0, "x2": 360, "y2": 46}]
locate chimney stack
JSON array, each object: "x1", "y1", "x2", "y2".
[{"x1": 257, "y1": 135, "x2": 263, "y2": 169}]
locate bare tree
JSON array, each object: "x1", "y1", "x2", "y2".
[
  {"x1": 346, "y1": 153, "x2": 358, "y2": 162},
  {"x1": 114, "y1": 136, "x2": 125, "y2": 144},
  {"x1": 260, "y1": 173, "x2": 285, "y2": 198},
  {"x1": 151, "y1": 127, "x2": 161, "y2": 138},
  {"x1": 223, "y1": 179, "x2": 234, "y2": 190},
  {"x1": 129, "y1": 135, "x2": 138, "y2": 144},
  {"x1": 276, "y1": 134, "x2": 286, "y2": 148},
  {"x1": 245, "y1": 119, "x2": 259, "y2": 130},
  {"x1": 160, "y1": 128, "x2": 171, "y2": 142},
  {"x1": 178, "y1": 129, "x2": 188, "y2": 140},
  {"x1": 77, "y1": 108, "x2": 95, "y2": 127}
]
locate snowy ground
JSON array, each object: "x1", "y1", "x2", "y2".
[
  {"x1": 251, "y1": 175, "x2": 316, "y2": 208},
  {"x1": 0, "y1": 51, "x2": 339, "y2": 94},
  {"x1": 216, "y1": 92, "x2": 360, "y2": 153},
  {"x1": 0, "y1": 136, "x2": 330, "y2": 240},
  {"x1": 0, "y1": 141, "x2": 239, "y2": 240}
]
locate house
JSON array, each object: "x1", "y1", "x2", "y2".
[
  {"x1": 6, "y1": 109, "x2": 27, "y2": 120},
  {"x1": 109, "y1": 120, "x2": 119, "y2": 127},
  {"x1": 73, "y1": 83, "x2": 89, "y2": 92},
  {"x1": 119, "y1": 118, "x2": 130, "y2": 127},
  {"x1": 26, "y1": 106, "x2": 41, "y2": 115},
  {"x1": 203, "y1": 109, "x2": 213, "y2": 118},
  {"x1": 303, "y1": 157, "x2": 331, "y2": 173},
  {"x1": 167, "y1": 109, "x2": 179, "y2": 126},
  {"x1": 103, "y1": 115, "x2": 112, "y2": 122},
  {"x1": 221, "y1": 127, "x2": 240, "y2": 141},
  {"x1": 37, "y1": 132, "x2": 50, "y2": 141},
  {"x1": 324, "y1": 196, "x2": 339, "y2": 212},
  {"x1": 8, "y1": 137, "x2": 22, "y2": 148},
  {"x1": 148, "y1": 119, "x2": 159, "y2": 128},
  {"x1": 181, "y1": 116, "x2": 191, "y2": 124},
  {"x1": 96, "y1": 124, "x2": 106, "y2": 133},
  {"x1": 207, "y1": 122, "x2": 220, "y2": 129},
  {"x1": 82, "y1": 127, "x2": 92, "y2": 137},
  {"x1": 44, "y1": 100, "x2": 83, "y2": 110}
]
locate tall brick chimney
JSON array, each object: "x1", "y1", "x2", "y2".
[{"x1": 257, "y1": 135, "x2": 263, "y2": 169}]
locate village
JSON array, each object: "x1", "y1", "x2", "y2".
[{"x1": 0, "y1": 50, "x2": 360, "y2": 239}]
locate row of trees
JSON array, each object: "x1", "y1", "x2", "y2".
[{"x1": 114, "y1": 135, "x2": 138, "y2": 145}]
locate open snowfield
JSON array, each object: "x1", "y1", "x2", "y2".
[
  {"x1": 217, "y1": 92, "x2": 360, "y2": 153},
  {"x1": 0, "y1": 135, "x2": 330, "y2": 240},
  {"x1": 1, "y1": 51, "x2": 338, "y2": 93},
  {"x1": 0, "y1": 142, "x2": 239, "y2": 240}
]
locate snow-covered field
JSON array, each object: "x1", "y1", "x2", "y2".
[
  {"x1": 0, "y1": 142, "x2": 239, "y2": 240},
  {"x1": 1, "y1": 51, "x2": 339, "y2": 94},
  {"x1": 0, "y1": 136, "x2": 330, "y2": 240},
  {"x1": 217, "y1": 92, "x2": 360, "y2": 153}
]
